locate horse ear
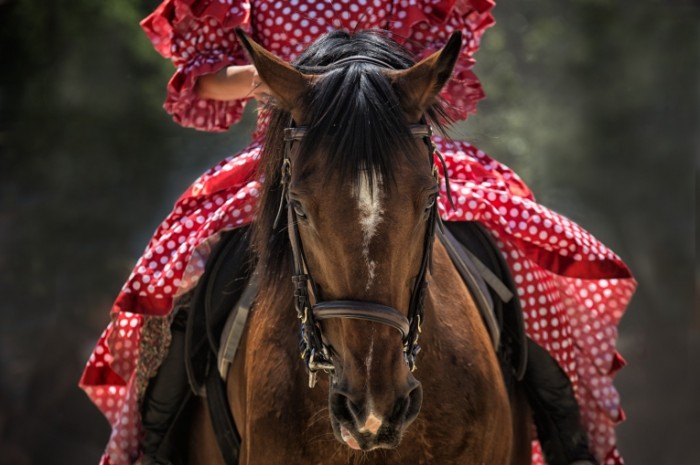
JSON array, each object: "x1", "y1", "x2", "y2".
[
  {"x1": 235, "y1": 28, "x2": 312, "y2": 122},
  {"x1": 388, "y1": 31, "x2": 463, "y2": 122}
]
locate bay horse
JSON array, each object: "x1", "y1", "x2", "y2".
[{"x1": 186, "y1": 30, "x2": 531, "y2": 465}]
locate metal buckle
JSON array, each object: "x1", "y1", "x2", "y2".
[
  {"x1": 281, "y1": 158, "x2": 291, "y2": 183},
  {"x1": 307, "y1": 348, "x2": 334, "y2": 388},
  {"x1": 308, "y1": 370, "x2": 318, "y2": 388}
]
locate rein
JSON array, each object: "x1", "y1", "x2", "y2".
[{"x1": 279, "y1": 123, "x2": 441, "y2": 388}]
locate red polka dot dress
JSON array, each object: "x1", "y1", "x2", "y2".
[{"x1": 79, "y1": 1, "x2": 636, "y2": 464}]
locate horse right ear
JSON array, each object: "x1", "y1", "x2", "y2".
[{"x1": 235, "y1": 29, "x2": 313, "y2": 123}]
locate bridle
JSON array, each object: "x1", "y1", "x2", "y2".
[
  {"x1": 276, "y1": 123, "x2": 443, "y2": 388},
  {"x1": 274, "y1": 56, "x2": 449, "y2": 388}
]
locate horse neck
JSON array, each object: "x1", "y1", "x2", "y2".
[{"x1": 420, "y1": 239, "x2": 503, "y2": 378}]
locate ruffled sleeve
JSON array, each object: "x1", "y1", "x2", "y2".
[
  {"x1": 391, "y1": 0, "x2": 495, "y2": 122},
  {"x1": 141, "y1": 0, "x2": 252, "y2": 131}
]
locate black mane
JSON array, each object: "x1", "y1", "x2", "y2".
[{"x1": 252, "y1": 30, "x2": 449, "y2": 292}]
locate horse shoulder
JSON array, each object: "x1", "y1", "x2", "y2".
[{"x1": 418, "y1": 241, "x2": 515, "y2": 463}]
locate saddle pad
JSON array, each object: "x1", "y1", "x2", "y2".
[{"x1": 185, "y1": 226, "x2": 253, "y2": 394}]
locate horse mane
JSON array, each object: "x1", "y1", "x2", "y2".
[{"x1": 252, "y1": 30, "x2": 451, "y2": 294}]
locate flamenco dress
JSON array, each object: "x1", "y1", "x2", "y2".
[{"x1": 79, "y1": 1, "x2": 636, "y2": 464}]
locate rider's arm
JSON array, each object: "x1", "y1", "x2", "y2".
[{"x1": 196, "y1": 64, "x2": 268, "y2": 101}]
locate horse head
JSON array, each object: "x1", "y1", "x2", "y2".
[{"x1": 239, "y1": 29, "x2": 462, "y2": 452}]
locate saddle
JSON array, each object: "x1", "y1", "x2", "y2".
[
  {"x1": 183, "y1": 227, "x2": 252, "y2": 464},
  {"x1": 184, "y1": 221, "x2": 527, "y2": 464}
]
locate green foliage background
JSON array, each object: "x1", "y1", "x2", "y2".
[{"x1": 0, "y1": 1, "x2": 697, "y2": 464}]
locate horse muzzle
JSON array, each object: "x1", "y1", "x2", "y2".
[{"x1": 329, "y1": 381, "x2": 423, "y2": 451}]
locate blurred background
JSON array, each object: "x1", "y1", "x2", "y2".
[{"x1": 0, "y1": 0, "x2": 697, "y2": 464}]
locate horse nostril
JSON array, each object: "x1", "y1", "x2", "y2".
[
  {"x1": 404, "y1": 383, "x2": 423, "y2": 423},
  {"x1": 330, "y1": 391, "x2": 363, "y2": 424},
  {"x1": 384, "y1": 381, "x2": 422, "y2": 425}
]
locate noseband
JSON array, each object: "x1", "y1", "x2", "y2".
[{"x1": 277, "y1": 123, "x2": 442, "y2": 388}]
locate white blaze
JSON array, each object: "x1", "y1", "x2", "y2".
[
  {"x1": 365, "y1": 334, "x2": 374, "y2": 381},
  {"x1": 354, "y1": 172, "x2": 383, "y2": 290},
  {"x1": 354, "y1": 175, "x2": 383, "y2": 432}
]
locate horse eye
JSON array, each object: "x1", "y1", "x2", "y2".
[
  {"x1": 425, "y1": 194, "x2": 437, "y2": 211},
  {"x1": 292, "y1": 201, "x2": 307, "y2": 219}
]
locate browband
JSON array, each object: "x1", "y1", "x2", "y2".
[
  {"x1": 325, "y1": 55, "x2": 397, "y2": 70},
  {"x1": 284, "y1": 124, "x2": 431, "y2": 142}
]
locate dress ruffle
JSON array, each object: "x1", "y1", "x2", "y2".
[
  {"x1": 433, "y1": 137, "x2": 634, "y2": 465},
  {"x1": 391, "y1": 0, "x2": 495, "y2": 120},
  {"x1": 114, "y1": 143, "x2": 262, "y2": 318},
  {"x1": 140, "y1": 0, "x2": 253, "y2": 131}
]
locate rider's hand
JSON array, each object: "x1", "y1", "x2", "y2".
[{"x1": 250, "y1": 67, "x2": 271, "y2": 104}]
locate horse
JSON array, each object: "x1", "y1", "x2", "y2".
[{"x1": 184, "y1": 29, "x2": 532, "y2": 465}]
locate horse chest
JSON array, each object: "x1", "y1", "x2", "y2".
[{"x1": 226, "y1": 299, "x2": 513, "y2": 465}]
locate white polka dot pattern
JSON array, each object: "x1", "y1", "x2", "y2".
[
  {"x1": 81, "y1": 315, "x2": 143, "y2": 465},
  {"x1": 81, "y1": 2, "x2": 635, "y2": 465},
  {"x1": 395, "y1": 0, "x2": 494, "y2": 120},
  {"x1": 432, "y1": 135, "x2": 634, "y2": 465},
  {"x1": 141, "y1": 0, "x2": 253, "y2": 131},
  {"x1": 140, "y1": 0, "x2": 494, "y2": 131},
  {"x1": 81, "y1": 143, "x2": 264, "y2": 465}
]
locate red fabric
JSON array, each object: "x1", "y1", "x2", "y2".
[
  {"x1": 393, "y1": 0, "x2": 495, "y2": 119},
  {"x1": 139, "y1": 0, "x2": 493, "y2": 131},
  {"x1": 140, "y1": 0, "x2": 252, "y2": 131},
  {"x1": 80, "y1": 2, "x2": 635, "y2": 465}
]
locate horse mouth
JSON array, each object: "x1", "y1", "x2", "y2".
[
  {"x1": 340, "y1": 425, "x2": 362, "y2": 450},
  {"x1": 334, "y1": 422, "x2": 401, "y2": 451}
]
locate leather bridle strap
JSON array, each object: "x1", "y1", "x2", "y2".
[
  {"x1": 284, "y1": 125, "x2": 432, "y2": 142},
  {"x1": 313, "y1": 301, "x2": 410, "y2": 338},
  {"x1": 282, "y1": 122, "x2": 439, "y2": 386},
  {"x1": 328, "y1": 55, "x2": 397, "y2": 69}
]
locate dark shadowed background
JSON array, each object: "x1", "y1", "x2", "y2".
[{"x1": 0, "y1": 0, "x2": 697, "y2": 464}]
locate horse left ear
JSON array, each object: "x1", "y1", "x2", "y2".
[
  {"x1": 235, "y1": 28, "x2": 313, "y2": 122},
  {"x1": 388, "y1": 31, "x2": 462, "y2": 122}
]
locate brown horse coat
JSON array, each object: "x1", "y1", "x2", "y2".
[{"x1": 185, "y1": 29, "x2": 531, "y2": 465}]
